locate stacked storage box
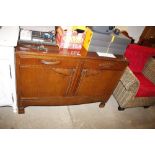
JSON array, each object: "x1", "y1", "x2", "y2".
[{"x1": 86, "y1": 27, "x2": 131, "y2": 55}]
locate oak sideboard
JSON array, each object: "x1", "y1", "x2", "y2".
[{"x1": 16, "y1": 43, "x2": 128, "y2": 114}]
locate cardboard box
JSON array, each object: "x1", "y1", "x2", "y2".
[{"x1": 56, "y1": 28, "x2": 85, "y2": 50}]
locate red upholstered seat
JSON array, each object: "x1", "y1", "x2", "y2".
[
  {"x1": 125, "y1": 44, "x2": 155, "y2": 73},
  {"x1": 125, "y1": 44, "x2": 155, "y2": 97},
  {"x1": 134, "y1": 73, "x2": 155, "y2": 97}
]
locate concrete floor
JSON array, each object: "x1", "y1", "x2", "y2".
[{"x1": 0, "y1": 95, "x2": 155, "y2": 129}]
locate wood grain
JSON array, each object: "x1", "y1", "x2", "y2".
[{"x1": 16, "y1": 43, "x2": 128, "y2": 114}]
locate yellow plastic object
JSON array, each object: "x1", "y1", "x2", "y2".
[
  {"x1": 72, "y1": 26, "x2": 86, "y2": 31},
  {"x1": 82, "y1": 27, "x2": 93, "y2": 51},
  {"x1": 111, "y1": 35, "x2": 115, "y2": 43}
]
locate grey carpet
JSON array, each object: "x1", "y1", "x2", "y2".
[{"x1": 0, "y1": 95, "x2": 155, "y2": 129}]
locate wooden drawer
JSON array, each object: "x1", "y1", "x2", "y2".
[
  {"x1": 83, "y1": 59, "x2": 126, "y2": 70},
  {"x1": 18, "y1": 55, "x2": 79, "y2": 68}
]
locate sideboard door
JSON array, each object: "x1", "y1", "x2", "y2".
[
  {"x1": 75, "y1": 68, "x2": 123, "y2": 97},
  {"x1": 19, "y1": 64, "x2": 75, "y2": 98}
]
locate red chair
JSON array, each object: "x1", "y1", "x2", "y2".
[{"x1": 113, "y1": 44, "x2": 155, "y2": 110}]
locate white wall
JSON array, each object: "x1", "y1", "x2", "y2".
[
  {"x1": 117, "y1": 26, "x2": 145, "y2": 43},
  {"x1": 0, "y1": 27, "x2": 19, "y2": 112},
  {"x1": 0, "y1": 26, "x2": 19, "y2": 46}
]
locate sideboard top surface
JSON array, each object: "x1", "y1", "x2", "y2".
[{"x1": 16, "y1": 43, "x2": 128, "y2": 64}]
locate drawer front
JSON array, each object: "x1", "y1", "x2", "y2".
[
  {"x1": 83, "y1": 59, "x2": 126, "y2": 70},
  {"x1": 18, "y1": 55, "x2": 79, "y2": 68}
]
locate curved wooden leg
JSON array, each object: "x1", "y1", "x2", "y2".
[
  {"x1": 18, "y1": 107, "x2": 25, "y2": 114},
  {"x1": 99, "y1": 102, "x2": 105, "y2": 108}
]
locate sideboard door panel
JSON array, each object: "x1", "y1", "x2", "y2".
[
  {"x1": 19, "y1": 66, "x2": 74, "y2": 98},
  {"x1": 75, "y1": 69, "x2": 122, "y2": 97}
]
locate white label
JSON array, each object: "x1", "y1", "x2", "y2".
[{"x1": 97, "y1": 52, "x2": 116, "y2": 58}]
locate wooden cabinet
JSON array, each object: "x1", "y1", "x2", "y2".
[
  {"x1": 138, "y1": 26, "x2": 155, "y2": 47},
  {"x1": 16, "y1": 44, "x2": 128, "y2": 114}
]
